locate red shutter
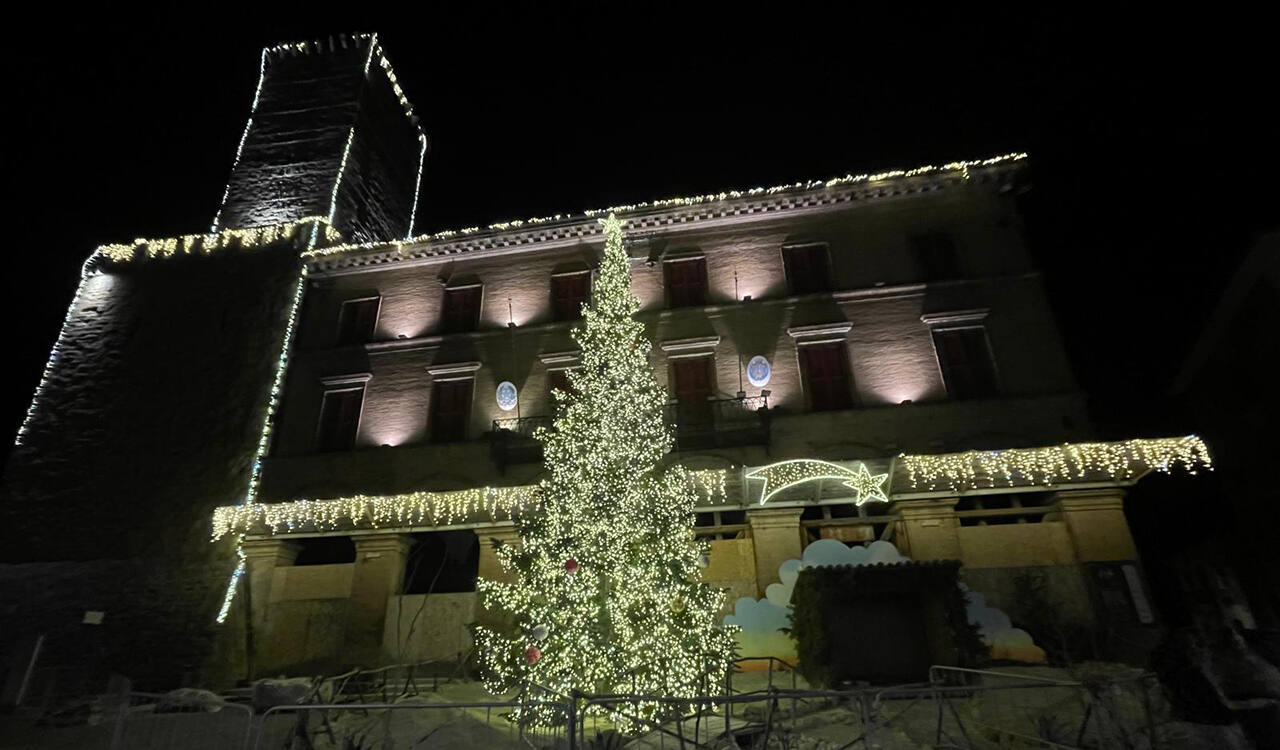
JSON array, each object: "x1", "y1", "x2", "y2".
[
  {"x1": 672, "y1": 358, "x2": 713, "y2": 425},
  {"x1": 551, "y1": 273, "x2": 590, "y2": 321},
  {"x1": 337, "y1": 298, "x2": 379, "y2": 346},
  {"x1": 802, "y1": 343, "x2": 853, "y2": 411},
  {"x1": 317, "y1": 388, "x2": 363, "y2": 452},
  {"x1": 664, "y1": 258, "x2": 707, "y2": 308},
  {"x1": 431, "y1": 379, "x2": 474, "y2": 442},
  {"x1": 442, "y1": 287, "x2": 482, "y2": 334}
]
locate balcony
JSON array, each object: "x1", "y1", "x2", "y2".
[
  {"x1": 489, "y1": 395, "x2": 770, "y2": 470},
  {"x1": 665, "y1": 394, "x2": 771, "y2": 451},
  {"x1": 489, "y1": 414, "x2": 554, "y2": 471}
]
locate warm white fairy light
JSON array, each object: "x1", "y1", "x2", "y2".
[
  {"x1": 689, "y1": 468, "x2": 727, "y2": 504},
  {"x1": 13, "y1": 254, "x2": 99, "y2": 446},
  {"x1": 242, "y1": 267, "x2": 310, "y2": 506},
  {"x1": 745, "y1": 459, "x2": 888, "y2": 505},
  {"x1": 211, "y1": 48, "x2": 269, "y2": 232},
  {"x1": 97, "y1": 218, "x2": 338, "y2": 264},
  {"x1": 214, "y1": 540, "x2": 246, "y2": 624},
  {"x1": 210, "y1": 470, "x2": 728, "y2": 540},
  {"x1": 407, "y1": 134, "x2": 428, "y2": 239},
  {"x1": 474, "y1": 215, "x2": 735, "y2": 727},
  {"x1": 898, "y1": 436, "x2": 1213, "y2": 492},
  {"x1": 302, "y1": 152, "x2": 1026, "y2": 261},
  {"x1": 211, "y1": 486, "x2": 538, "y2": 540},
  {"x1": 327, "y1": 127, "x2": 357, "y2": 223}
]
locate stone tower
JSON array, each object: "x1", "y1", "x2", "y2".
[{"x1": 213, "y1": 34, "x2": 427, "y2": 244}]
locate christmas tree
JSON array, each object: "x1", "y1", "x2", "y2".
[{"x1": 474, "y1": 214, "x2": 736, "y2": 726}]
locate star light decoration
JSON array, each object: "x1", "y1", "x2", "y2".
[
  {"x1": 745, "y1": 459, "x2": 889, "y2": 505},
  {"x1": 898, "y1": 436, "x2": 1213, "y2": 492}
]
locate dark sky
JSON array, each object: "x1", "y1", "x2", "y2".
[{"x1": 3, "y1": 9, "x2": 1274, "y2": 461}]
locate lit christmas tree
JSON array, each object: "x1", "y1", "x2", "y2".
[{"x1": 474, "y1": 214, "x2": 736, "y2": 726}]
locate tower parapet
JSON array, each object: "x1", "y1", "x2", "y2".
[{"x1": 213, "y1": 33, "x2": 426, "y2": 244}]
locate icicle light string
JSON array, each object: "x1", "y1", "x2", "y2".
[
  {"x1": 899, "y1": 436, "x2": 1212, "y2": 492},
  {"x1": 211, "y1": 470, "x2": 729, "y2": 541}
]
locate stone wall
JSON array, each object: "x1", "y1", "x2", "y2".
[
  {"x1": 0, "y1": 242, "x2": 305, "y2": 687},
  {"x1": 215, "y1": 36, "x2": 422, "y2": 243}
]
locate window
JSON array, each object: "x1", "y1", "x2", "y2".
[
  {"x1": 933, "y1": 327, "x2": 998, "y2": 399},
  {"x1": 551, "y1": 272, "x2": 591, "y2": 321},
  {"x1": 671, "y1": 357, "x2": 713, "y2": 426},
  {"x1": 430, "y1": 378, "x2": 474, "y2": 443},
  {"x1": 336, "y1": 298, "x2": 380, "y2": 346},
  {"x1": 782, "y1": 243, "x2": 833, "y2": 295},
  {"x1": 317, "y1": 387, "x2": 364, "y2": 452},
  {"x1": 800, "y1": 342, "x2": 853, "y2": 411},
  {"x1": 664, "y1": 258, "x2": 707, "y2": 308},
  {"x1": 548, "y1": 369, "x2": 577, "y2": 399},
  {"x1": 441, "y1": 286, "x2": 482, "y2": 334},
  {"x1": 910, "y1": 233, "x2": 961, "y2": 281}
]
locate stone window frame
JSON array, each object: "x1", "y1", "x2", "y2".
[
  {"x1": 920, "y1": 309, "x2": 1001, "y2": 400},
  {"x1": 425, "y1": 361, "x2": 481, "y2": 443},
  {"x1": 787, "y1": 323, "x2": 857, "y2": 412},
  {"x1": 440, "y1": 283, "x2": 484, "y2": 335},
  {"x1": 336, "y1": 295, "x2": 382, "y2": 347},
  {"x1": 315, "y1": 372, "x2": 373, "y2": 452},
  {"x1": 780, "y1": 241, "x2": 835, "y2": 296}
]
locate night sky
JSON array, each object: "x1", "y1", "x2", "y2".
[{"x1": 3, "y1": 10, "x2": 1274, "y2": 467}]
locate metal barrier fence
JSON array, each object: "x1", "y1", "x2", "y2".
[
  {"x1": 109, "y1": 691, "x2": 254, "y2": 750},
  {"x1": 101, "y1": 666, "x2": 1174, "y2": 749},
  {"x1": 252, "y1": 699, "x2": 564, "y2": 750}
]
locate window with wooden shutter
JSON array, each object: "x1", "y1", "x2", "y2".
[
  {"x1": 430, "y1": 378, "x2": 474, "y2": 443},
  {"x1": 672, "y1": 357, "x2": 713, "y2": 426},
  {"x1": 441, "y1": 286, "x2": 482, "y2": 334},
  {"x1": 782, "y1": 243, "x2": 833, "y2": 295},
  {"x1": 801, "y1": 342, "x2": 853, "y2": 412},
  {"x1": 910, "y1": 233, "x2": 962, "y2": 281},
  {"x1": 664, "y1": 258, "x2": 707, "y2": 308},
  {"x1": 317, "y1": 388, "x2": 364, "y2": 452},
  {"x1": 551, "y1": 272, "x2": 591, "y2": 321},
  {"x1": 336, "y1": 298, "x2": 379, "y2": 346},
  {"x1": 933, "y1": 327, "x2": 998, "y2": 399}
]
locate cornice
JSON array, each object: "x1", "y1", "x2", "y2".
[{"x1": 304, "y1": 155, "x2": 1026, "y2": 277}]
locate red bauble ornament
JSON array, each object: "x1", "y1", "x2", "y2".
[
  {"x1": 564, "y1": 558, "x2": 579, "y2": 575},
  {"x1": 525, "y1": 645, "x2": 541, "y2": 664}
]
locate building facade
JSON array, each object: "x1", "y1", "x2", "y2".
[{"x1": 1, "y1": 35, "x2": 1212, "y2": 687}]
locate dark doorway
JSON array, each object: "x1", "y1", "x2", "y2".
[{"x1": 403, "y1": 531, "x2": 480, "y2": 595}]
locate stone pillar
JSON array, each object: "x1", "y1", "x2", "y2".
[
  {"x1": 747, "y1": 508, "x2": 804, "y2": 596},
  {"x1": 242, "y1": 539, "x2": 301, "y2": 640},
  {"x1": 895, "y1": 499, "x2": 962, "y2": 561},
  {"x1": 1054, "y1": 489, "x2": 1137, "y2": 562},
  {"x1": 476, "y1": 523, "x2": 521, "y2": 583},
  {"x1": 349, "y1": 534, "x2": 413, "y2": 667}
]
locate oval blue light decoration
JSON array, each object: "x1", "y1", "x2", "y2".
[
  {"x1": 496, "y1": 381, "x2": 519, "y2": 411},
  {"x1": 746, "y1": 355, "x2": 771, "y2": 388}
]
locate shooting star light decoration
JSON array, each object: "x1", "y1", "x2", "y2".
[{"x1": 746, "y1": 459, "x2": 890, "y2": 505}]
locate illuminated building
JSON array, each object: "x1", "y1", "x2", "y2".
[{"x1": 0, "y1": 34, "x2": 1211, "y2": 684}]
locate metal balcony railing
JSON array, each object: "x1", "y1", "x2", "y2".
[
  {"x1": 665, "y1": 394, "x2": 771, "y2": 451},
  {"x1": 489, "y1": 395, "x2": 769, "y2": 470}
]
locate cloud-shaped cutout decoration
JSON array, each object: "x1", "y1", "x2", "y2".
[
  {"x1": 800, "y1": 538, "x2": 908, "y2": 569},
  {"x1": 960, "y1": 583, "x2": 1045, "y2": 664},
  {"x1": 724, "y1": 596, "x2": 792, "y2": 634}
]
